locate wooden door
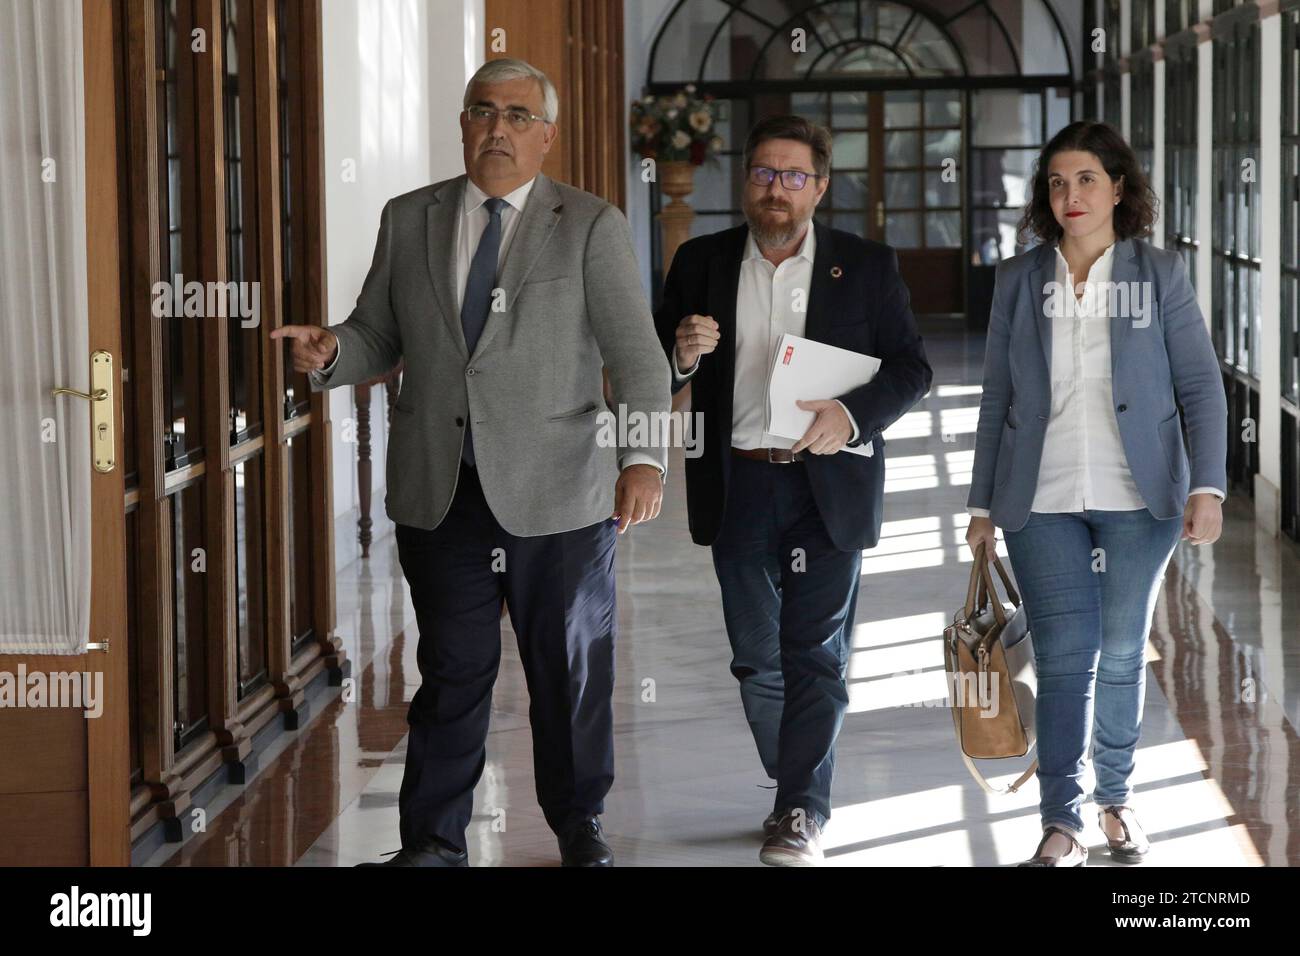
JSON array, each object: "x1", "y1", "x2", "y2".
[
  {"x1": 0, "y1": 0, "x2": 130, "y2": 869},
  {"x1": 821, "y1": 88, "x2": 965, "y2": 315},
  {"x1": 0, "y1": 0, "x2": 340, "y2": 866}
]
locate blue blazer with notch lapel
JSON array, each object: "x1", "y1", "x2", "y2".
[{"x1": 967, "y1": 236, "x2": 1228, "y2": 532}]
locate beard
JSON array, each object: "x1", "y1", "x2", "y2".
[{"x1": 744, "y1": 197, "x2": 809, "y2": 249}]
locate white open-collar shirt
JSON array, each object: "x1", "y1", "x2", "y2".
[
  {"x1": 674, "y1": 224, "x2": 860, "y2": 449},
  {"x1": 968, "y1": 240, "x2": 1223, "y2": 518}
]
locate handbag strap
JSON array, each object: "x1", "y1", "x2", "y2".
[
  {"x1": 941, "y1": 672, "x2": 1038, "y2": 794},
  {"x1": 990, "y1": 554, "x2": 1021, "y2": 606},
  {"x1": 959, "y1": 748, "x2": 1039, "y2": 796},
  {"x1": 963, "y1": 547, "x2": 983, "y2": 619},
  {"x1": 971, "y1": 546, "x2": 1021, "y2": 628},
  {"x1": 977, "y1": 547, "x2": 1007, "y2": 628}
]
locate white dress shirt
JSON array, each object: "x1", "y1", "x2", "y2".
[
  {"x1": 968, "y1": 240, "x2": 1224, "y2": 518},
  {"x1": 674, "y1": 225, "x2": 860, "y2": 448},
  {"x1": 316, "y1": 176, "x2": 662, "y2": 474}
]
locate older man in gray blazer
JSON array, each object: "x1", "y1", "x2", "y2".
[{"x1": 273, "y1": 58, "x2": 670, "y2": 867}]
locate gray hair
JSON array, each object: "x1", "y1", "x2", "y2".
[{"x1": 464, "y1": 58, "x2": 559, "y2": 124}]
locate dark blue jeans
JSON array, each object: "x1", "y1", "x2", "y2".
[
  {"x1": 710, "y1": 456, "x2": 861, "y2": 828},
  {"x1": 1003, "y1": 508, "x2": 1182, "y2": 834}
]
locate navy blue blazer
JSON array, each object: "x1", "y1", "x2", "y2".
[
  {"x1": 653, "y1": 222, "x2": 933, "y2": 551},
  {"x1": 968, "y1": 236, "x2": 1228, "y2": 531}
]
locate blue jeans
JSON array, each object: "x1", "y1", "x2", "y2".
[
  {"x1": 1002, "y1": 508, "x2": 1182, "y2": 835},
  {"x1": 710, "y1": 456, "x2": 861, "y2": 828}
]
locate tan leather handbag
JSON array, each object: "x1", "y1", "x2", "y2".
[{"x1": 943, "y1": 543, "x2": 1038, "y2": 794}]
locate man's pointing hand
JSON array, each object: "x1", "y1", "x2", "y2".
[{"x1": 271, "y1": 325, "x2": 338, "y2": 373}]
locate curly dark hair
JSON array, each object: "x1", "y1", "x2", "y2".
[{"x1": 1016, "y1": 120, "x2": 1158, "y2": 246}]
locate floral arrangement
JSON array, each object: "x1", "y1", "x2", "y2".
[{"x1": 629, "y1": 84, "x2": 724, "y2": 166}]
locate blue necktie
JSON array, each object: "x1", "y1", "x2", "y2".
[{"x1": 460, "y1": 196, "x2": 506, "y2": 467}]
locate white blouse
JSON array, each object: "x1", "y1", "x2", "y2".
[{"x1": 969, "y1": 241, "x2": 1223, "y2": 518}]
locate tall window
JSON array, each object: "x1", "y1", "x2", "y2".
[
  {"x1": 1103, "y1": 0, "x2": 1122, "y2": 128},
  {"x1": 1132, "y1": 0, "x2": 1155, "y2": 51},
  {"x1": 1282, "y1": 4, "x2": 1300, "y2": 542},
  {"x1": 969, "y1": 88, "x2": 1071, "y2": 261},
  {"x1": 1166, "y1": 1, "x2": 1196, "y2": 36},
  {"x1": 220, "y1": 0, "x2": 270, "y2": 700},
  {"x1": 155, "y1": 0, "x2": 211, "y2": 752},
  {"x1": 1084, "y1": 0, "x2": 1098, "y2": 118},
  {"x1": 1212, "y1": 15, "x2": 1261, "y2": 377},
  {"x1": 1129, "y1": 53, "x2": 1155, "y2": 180},
  {"x1": 1164, "y1": 36, "x2": 1198, "y2": 279},
  {"x1": 275, "y1": 0, "x2": 319, "y2": 653},
  {"x1": 1212, "y1": 11, "x2": 1261, "y2": 494}
]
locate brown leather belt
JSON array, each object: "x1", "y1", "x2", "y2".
[{"x1": 731, "y1": 446, "x2": 804, "y2": 464}]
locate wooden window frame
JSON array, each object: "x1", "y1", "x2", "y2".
[{"x1": 113, "y1": 0, "x2": 343, "y2": 850}]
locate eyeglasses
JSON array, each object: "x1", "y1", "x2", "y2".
[
  {"x1": 463, "y1": 105, "x2": 548, "y2": 131},
  {"x1": 748, "y1": 165, "x2": 824, "y2": 191}
]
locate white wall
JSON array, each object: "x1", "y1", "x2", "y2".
[{"x1": 320, "y1": 0, "x2": 482, "y2": 566}]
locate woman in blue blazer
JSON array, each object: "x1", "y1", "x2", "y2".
[{"x1": 966, "y1": 121, "x2": 1228, "y2": 867}]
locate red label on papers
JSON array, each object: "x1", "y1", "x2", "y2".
[{"x1": 783, "y1": 345, "x2": 794, "y2": 365}]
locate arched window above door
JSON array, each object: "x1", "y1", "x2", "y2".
[
  {"x1": 640, "y1": 0, "x2": 1077, "y2": 322},
  {"x1": 649, "y1": 0, "x2": 1074, "y2": 86}
]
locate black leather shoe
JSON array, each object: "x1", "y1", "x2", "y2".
[
  {"x1": 759, "y1": 810, "x2": 823, "y2": 866},
  {"x1": 1098, "y1": 805, "x2": 1150, "y2": 863},
  {"x1": 762, "y1": 811, "x2": 780, "y2": 838},
  {"x1": 1018, "y1": 825, "x2": 1087, "y2": 867},
  {"x1": 558, "y1": 816, "x2": 614, "y2": 867},
  {"x1": 355, "y1": 837, "x2": 468, "y2": 867}
]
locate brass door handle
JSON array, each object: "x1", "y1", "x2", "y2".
[
  {"x1": 50, "y1": 350, "x2": 116, "y2": 473},
  {"x1": 51, "y1": 386, "x2": 108, "y2": 401}
]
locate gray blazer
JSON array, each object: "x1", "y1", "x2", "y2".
[
  {"x1": 968, "y1": 236, "x2": 1228, "y2": 531},
  {"x1": 311, "y1": 173, "x2": 671, "y2": 537}
]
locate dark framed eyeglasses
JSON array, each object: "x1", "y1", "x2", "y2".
[
  {"x1": 748, "y1": 165, "x2": 824, "y2": 191},
  {"x1": 463, "y1": 105, "x2": 548, "y2": 131}
]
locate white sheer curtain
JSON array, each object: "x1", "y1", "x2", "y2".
[{"x1": 0, "y1": 0, "x2": 92, "y2": 654}]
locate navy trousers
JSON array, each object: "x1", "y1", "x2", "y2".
[
  {"x1": 710, "y1": 455, "x2": 861, "y2": 827},
  {"x1": 394, "y1": 461, "x2": 618, "y2": 851}
]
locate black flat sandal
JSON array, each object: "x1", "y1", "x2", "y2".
[
  {"x1": 1098, "y1": 805, "x2": 1149, "y2": 863},
  {"x1": 1018, "y1": 825, "x2": 1088, "y2": 867}
]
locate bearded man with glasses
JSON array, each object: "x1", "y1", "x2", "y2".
[{"x1": 653, "y1": 114, "x2": 932, "y2": 865}]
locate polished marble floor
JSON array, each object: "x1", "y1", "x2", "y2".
[{"x1": 151, "y1": 327, "x2": 1300, "y2": 867}]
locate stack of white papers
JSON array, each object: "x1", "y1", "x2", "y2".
[{"x1": 766, "y1": 333, "x2": 882, "y2": 458}]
